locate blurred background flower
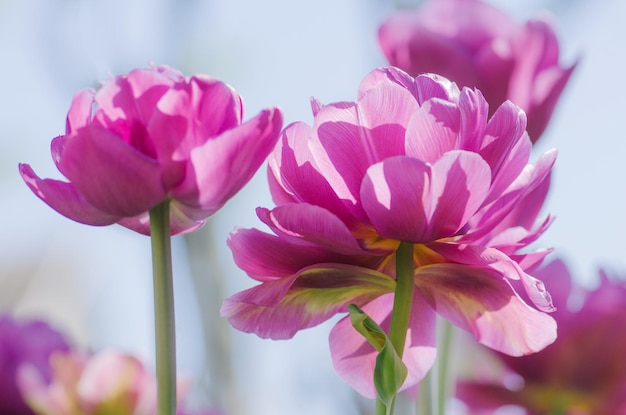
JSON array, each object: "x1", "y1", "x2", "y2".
[
  {"x1": 456, "y1": 258, "x2": 626, "y2": 414},
  {"x1": 2, "y1": 0, "x2": 625, "y2": 414},
  {"x1": 378, "y1": 0, "x2": 576, "y2": 143},
  {"x1": 0, "y1": 315, "x2": 70, "y2": 415}
]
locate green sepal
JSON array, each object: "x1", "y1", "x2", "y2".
[{"x1": 348, "y1": 304, "x2": 408, "y2": 409}]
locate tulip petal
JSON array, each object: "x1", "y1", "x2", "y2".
[
  {"x1": 405, "y1": 99, "x2": 460, "y2": 163},
  {"x1": 415, "y1": 263, "x2": 557, "y2": 356},
  {"x1": 270, "y1": 122, "x2": 359, "y2": 225},
  {"x1": 228, "y1": 227, "x2": 379, "y2": 282},
  {"x1": 221, "y1": 264, "x2": 395, "y2": 340},
  {"x1": 58, "y1": 125, "x2": 167, "y2": 217},
  {"x1": 173, "y1": 108, "x2": 282, "y2": 213},
  {"x1": 19, "y1": 164, "x2": 121, "y2": 226},
  {"x1": 329, "y1": 292, "x2": 437, "y2": 398},
  {"x1": 256, "y1": 204, "x2": 370, "y2": 256},
  {"x1": 361, "y1": 156, "x2": 431, "y2": 242},
  {"x1": 65, "y1": 89, "x2": 95, "y2": 134},
  {"x1": 117, "y1": 199, "x2": 206, "y2": 236},
  {"x1": 480, "y1": 101, "x2": 527, "y2": 178},
  {"x1": 428, "y1": 150, "x2": 491, "y2": 237},
  {"x1": 456, "y1": 382, "x2": 525, "y2": 410},
  {"x1": 357, "y1": 66, "x2": 417, "y2": 101}
]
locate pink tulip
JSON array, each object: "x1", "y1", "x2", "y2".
[
  {"x1": 378, "y1": 0, "x2": 576, "y2": 142},
  {"x1": 19, "y1": 64, "x2": 283, "y2": 235},
  {"x1": 221, "y1": 67, "x2": 557, "y2": 398},
  {"x1": 17, "y1": 350, "x2": 210, "y2": 415},
  {"x1": 457, "y1": 258, "x2": 626, "y2": 415}
]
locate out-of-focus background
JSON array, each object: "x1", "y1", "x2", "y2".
[{"x1": 1, "y1": 0, "x2": 624, "y2": 414}]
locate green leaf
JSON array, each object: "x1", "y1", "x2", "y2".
[{"x1": 348, "y1": 304, "x2": 408, "y2": 409}]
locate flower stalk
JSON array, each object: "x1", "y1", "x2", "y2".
[
  {"x1": 436, "y1": 319, "x2": 454, "y2": 415},
  {"x1": 375, "y1": 241, "x2": 415, "y2": 415},
  {"x1": 149, "y1": 201, "x2": 177, "y2": 415},
  {"x1": 388, "y1": 241, "x2": 415, "y2": 356},
  {"x1": 417, "y1": 369, "x2": 433, "y2": 415}
]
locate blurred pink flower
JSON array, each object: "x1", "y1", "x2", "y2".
[
  {"x1": 221, "y1": 67, "x2": 557, "y2": 398},
  {"x1": 457, "y1": 259, "x2": 626, "y2": 415},
  {"x1": 19, "y1": 64, "x2": 282, "y2": 235},
  {"x1": 0, "y1": 315, "x2": 70, "y2": 415},
  {"x1": 18, "y1": 350, "x2": 215, "y2": 415},
  {"x1": 378, "y1": 0, "x2": 576, "y2": 143}
]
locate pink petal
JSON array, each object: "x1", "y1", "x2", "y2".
[
  {"x1": 93, "y1": 68, "x2": 173, "y2": 153},
  {"x1": 65, "y1": 89, "x2": 95, "y2": 134},
  {"x1": 227, "y1": 228, "x2": 377, "y2": 282},
  {"x1": 414, "y1": 73, "x2": 460, "y2": 104},
  {"x1": 456, "y1": 382, "x2": 525, "y2": 410},
  {"x1": 415, "y1": 263, "x2": 557, "y2": 356},
  {"x1": 428, "y1": 150, "x2": 491, "y2": 237},
  {"x1": 479, "y1": 100, "x2": 527, "y2": 179},
  {"x1": 256, "y1": 204, "x2": 371, "y2": 256},
  {"x1": 468, "y1": 148, "x2": 556, "y2": 241},
  {"x1": 309, "y1": 104, "x2": 376, "y2": 206},
  {"x1": 329, "y1": 292, "x2": 437, "y2": 398},
  {"x1": 405, "y1": 99, "x2": 460, "y2": 163},
  {"x1": 58, "y1": 125, "x2": 167, "y2": 217},
  {"x1": 221, "y1": 264, "x2": 395, "y2": 340},
  {"x1": 147, "y1": 76, "x2": 243, "y2": 163},
  {"x1": 172, "y1": 108, "x2": 282, "y2": 214},
  {"x1": 361, "y1": 156, "x2": 431, "y2": 242},
  {"x1": 457, "y1": 87, "x2": 488, "y2": 153},
  {"x1": 357, "y1": 67, "x2": 417, "y2": 101},
  {"x1": 355, "y1": 77, "x2": 419, "y2": 148},
  {"x1": 19, "y1": 163, "x2": 121, "y2": 226},
  {"x1": 117, "y1": 199, "x2": 206, "y2": 236},
  {"x1": 508, "y1": 19, "x2": 577, "y2": 141},
  {"x1": 269, "y1": 122, "x2": 360, "y2": 225},
  {"x1": 524, "y1": 64, "x2": 577, "y2": 141}
]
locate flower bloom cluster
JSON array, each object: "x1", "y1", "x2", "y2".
[
  {"x1": 221, "y1": 66, "x2": 557, "y2": 397},
  {"x1": 19, "y1": 64, "x2": 282, "y2": 235},
  {"x1": 0, "y1": 316, "x2": 70, "y2": 415},
  {"x1": 378, "y1": 0, "x2": 576, "y2": 142},
  {"x1": 457, "y1": 259, "x2": 626, "y2": 414}
]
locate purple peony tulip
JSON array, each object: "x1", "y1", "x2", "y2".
[
  {"x1": 19, "y1": 64, "x2": 283, "y2": 235},
  {"x1": 0, "y1": 315, "x2": 70, "y2": 415},
  {"x1": 221, "y1": 67, "x2": 557, "y2": 398},
  {"x1": 457, "y1": 259, "x2": 626, "y2": 415},
  {"x1": 378, "y1": 0, "x2": 576, "y2": 143}
]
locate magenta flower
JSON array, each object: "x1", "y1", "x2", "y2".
[
  {"x1": 0, "y1": 315, "x2": 70, "y2": 415},
  {"x1": 17, "y1": 349, "x2": 209, "y2": 415},
  {"x1": 378, "y1": 0, "x2": 576, "y2": 143},
  {"x1": 221, "y1": 67, "x2": 557, "y2": 398},
  {"x1": 19, "y1": 64, "x2": 283, "y2": 235},
  {"x1": 457, "y1": 259, "x2": 626, "y2": 415}
]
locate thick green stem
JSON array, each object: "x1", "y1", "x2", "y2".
[
  {"x1": 436, "y1": 319, "x2": 454, "y2": 415},
  {"x1": 376, "y1": 241, "x2": 415, "y2": 415},
  {"x1": 388, "y1": 241, "x2": 415, "y2": 356},
  {"x1": 149, "y1": 201, "x2": 177, "y2": 415},
  {"x1": 376, "y1": 397, "x2": 389, "y2": 415}
]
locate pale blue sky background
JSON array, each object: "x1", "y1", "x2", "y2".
[{"x1": 0, "y1": 1, "x2": 624, "y2": 414}]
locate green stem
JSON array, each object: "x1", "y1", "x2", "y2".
[
  {"x1": 417, "y1": 369, "x2": 433, "y2": 415},
  {"x1": 376, "y1": 241, "x2": 414, "y2": 415},
  {"x1": 436, "y1": 319, "x2": 454, "y2": 415},
  {"x1": 388, "y1": 241, "x2": 415, "y2": 356},
  {"x1": 376, "y1": 397, "x2": 388, "y2": 415},
  {"x1": 149, "y1": 201, "x2": 177, "y2": 415}
]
